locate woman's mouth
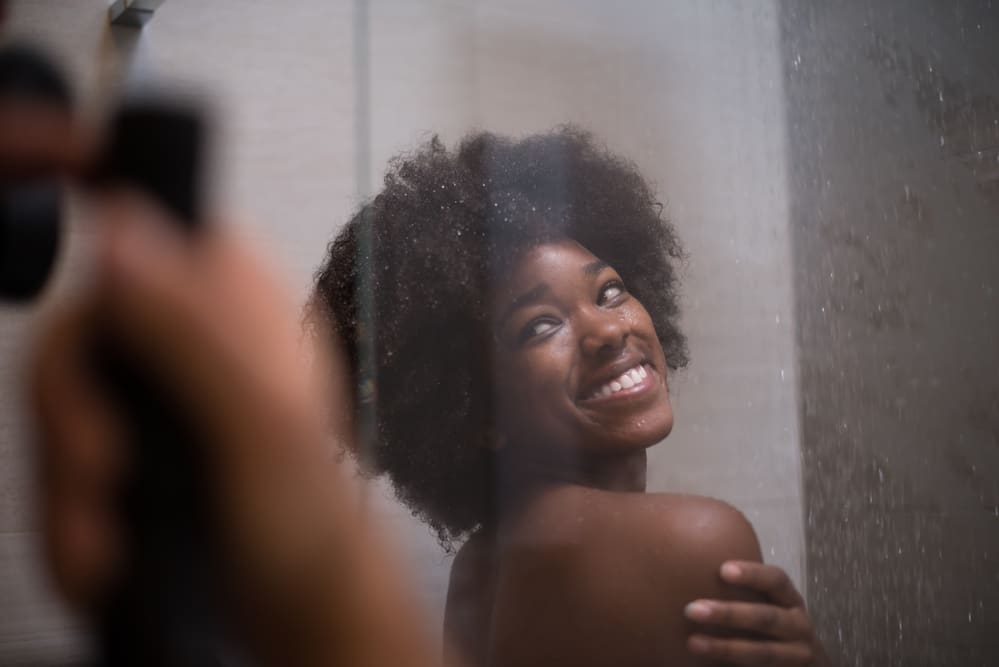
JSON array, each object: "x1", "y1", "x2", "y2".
[{"x1": 579, "y1": 362, "x2": 658, "y2": 403}]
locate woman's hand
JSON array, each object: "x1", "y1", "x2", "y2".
[{"x1": 684, "y1": 561, "x2": 831, "y2": 666}]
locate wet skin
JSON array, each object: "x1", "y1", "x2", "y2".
[
  {"x1": 491, "y1": 239, "x2": 673, "y2": 486},
  {"x1": 443, "y1": 240, "x2": 766, "y2": 667}
]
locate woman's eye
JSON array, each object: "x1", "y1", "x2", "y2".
[
  {"x1": 598, "y1": 280, "x2": 626, "y2": 305},
  {"x1": 519, "y1": 318, "x2": 560, "y2": 341}
]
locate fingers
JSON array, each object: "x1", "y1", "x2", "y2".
[
  {"x1": 720, "y1": 561, "x2": 805, "y2": 608},
  {"x1": 33, "y1": 304, "x2": 121, "y2": 488},
  {"x1": 94, "y1": 191, "x2": 204, "y2": 371},
  {"x1": 688, "y1": 635, "x2": 814, "y2": 666},
  {"x1": 94, "y1": 195, "x2": 309, "y2": 428},
  {"x1": 684, "y1": 599, "x2": 812, "y2": 639},
  {"x1": 92, "y1": 193, "x2": 338, "y2": 530},
  {"x1": 31, "y1": 302, "x2": 123, "y2": 608}
]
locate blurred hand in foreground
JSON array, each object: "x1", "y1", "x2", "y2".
[{"x1": 30, "y1": 193, "x2": 435, "y2": 667}]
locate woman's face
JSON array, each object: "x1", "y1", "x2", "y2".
[{"x1": 491, "y1": 239, "x2": 673, "y2": 458}]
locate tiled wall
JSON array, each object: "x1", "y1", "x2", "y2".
[{"x1": 0, "y1": 1, "x2": 804, "y2": 663}]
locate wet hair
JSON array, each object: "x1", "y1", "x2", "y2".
[{"x1": 311, "y1": 127, "x2": 687, "y2": 549}]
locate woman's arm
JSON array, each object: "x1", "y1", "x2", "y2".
[{"x1": 483, "y1": 488, "x2": 768, "y2": 667}]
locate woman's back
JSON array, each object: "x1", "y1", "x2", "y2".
[{"x1": 445, "y1": 486, "x2": 764, "y2": 667}]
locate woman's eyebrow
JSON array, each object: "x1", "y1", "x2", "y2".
[
  {"x1": 498, "y1": 283, "x2": 551, "y2": 327},
  {"x1": 583, "y1": 259, "x2": 609, "y2": 276}
]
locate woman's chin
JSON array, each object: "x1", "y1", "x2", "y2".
[{"x1": 638, "y1": 403, "x2": 674, "y2": 447}]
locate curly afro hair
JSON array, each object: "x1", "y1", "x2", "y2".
[{"x1": 311, "y1": 127, "x2": 687, "y2": 549}]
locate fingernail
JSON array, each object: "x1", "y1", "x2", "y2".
[
  {"x1": 684, "y1": 601, "x2": 711, "y2": 621},
  {"x1": 721, "y1": 562, "x2": 741, "y2": 580}
]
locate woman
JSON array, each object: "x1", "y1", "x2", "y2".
[{"x1": 313, "y1": 128, "x2": 828, "y2": 666}]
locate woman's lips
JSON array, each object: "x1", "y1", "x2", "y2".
[{"x1": 578, "y1": 362, "x2": 658, "y2": 404}]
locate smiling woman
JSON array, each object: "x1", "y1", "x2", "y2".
[
  {"x1": 311, "y1": 128, "x2": 827, "y2": 666},
  {"x1": 490, "y1": 240, "x2": 674, "y2": 462}
]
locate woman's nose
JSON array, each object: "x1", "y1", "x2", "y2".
[{"x1": 579, "y1": 308, "x2": 628, "y2": 357}]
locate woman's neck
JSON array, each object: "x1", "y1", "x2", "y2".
[{"x1": 497, "y1": 447, "x2": 648, "y2": 500}]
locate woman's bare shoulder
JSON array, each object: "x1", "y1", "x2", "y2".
[
  {"x1": 507, "y1": 486, "x2": 762, "y2": 564},
  {"x1": 630, "y1": 492, "x2": 763, "y2": 565},
  {"x1": 486, "y1": 489, "x2": 764, "y2": 665}
]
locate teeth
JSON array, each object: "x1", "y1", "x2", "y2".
[{"x1": 587, "y1": 364, "x2": 651, "y2": 400}]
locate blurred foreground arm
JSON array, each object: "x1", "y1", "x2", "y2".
[{"x1": 31, "y1": 194, "x2": 436, "y2": 667}]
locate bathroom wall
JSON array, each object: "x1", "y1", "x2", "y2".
[
  {"x1": 0, "y1": 1, "x2": 804, "y2": 663},
  {"x1": 781, "y1": 2, "x2": 999, "y2": 665},
  {"x1": 363, "y1": 0, "x2": 805, "y2": 627}
]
